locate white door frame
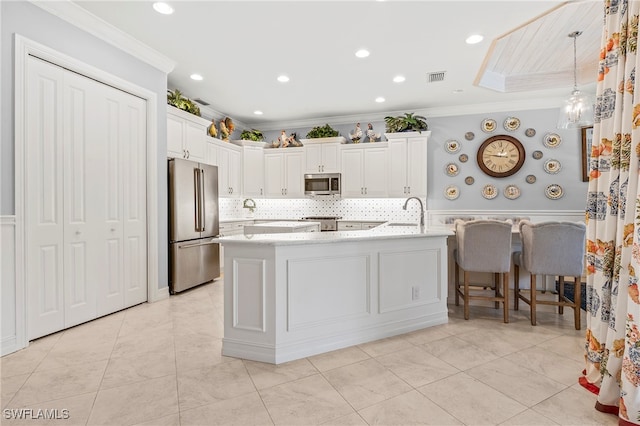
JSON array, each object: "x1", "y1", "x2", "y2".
[{"x1": 14, "y1": 34, "x2": 162, "y2": 351}]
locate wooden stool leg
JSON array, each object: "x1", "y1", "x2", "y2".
[
  {"x1": 558, "y1": 276, "x2": 565, "y2": 315},
  {"x1": 494, "y1": 272, "x2": 500, "y2": 309},
  {"x1": 455, "y1": 263, "x2": 460, "y2": 306},
  {"x1": 574, "y1": 276, "x2": 581, "y2": 330},
  {"x1": 503, "y1": 272, "x2": 509, "y2": 323},
  {"x1": 464, "y1": 271, "x2": 470, "y2": 320},
  {"x1": 514, "y1": 264, "x2": 520, "y2": 311},
  {"x1": 530, "y1": 274, "x2": 537, "y2": 326}
]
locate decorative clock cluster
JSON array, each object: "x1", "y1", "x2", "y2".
[{"x1": 442, "y1": 116, "x2": 567, "y2": 201}]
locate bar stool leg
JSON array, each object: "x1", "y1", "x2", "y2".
[
  {"x1": 464, "y1": 270, "x2": 470, "y2": 320},
  {"x1": 503, "y1": 272, "x2": 509, "y2": 323},
  {"x1": 455, "y1": 262, "x2": 460, "y2": 306},
  {"x1": 494, "y1": 272, "x2": 500, "y2": 309},
  {"x1": 530, "y1": 274, "x2": 537, "y2": 326},
  {"x1": 514, "y1": 263, "x2": 520, "y2": 311},
  {"x1": 558, "y1": 276, "x2": 565, "y2": 315},
  {"x1": 574, "y1": 276, "x2": 581, "y2": 330}
]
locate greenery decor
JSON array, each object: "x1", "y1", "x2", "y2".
[
  {"x1": 384, "y1": 113, "x2": 428, "y2": 133},
  {"x1": 167, "y1": 89, "x2": 201, "y2": 117},
  {"x1": 306, "y1": 124, "x2": 339, "y2": 139},
  {"x1": 240, "y1": 129, "x2": 265, "y2": 141}
]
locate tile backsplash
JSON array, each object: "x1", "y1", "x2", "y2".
[{"x1": 220, "y1": 197, "x2": 424, "y2": 223}]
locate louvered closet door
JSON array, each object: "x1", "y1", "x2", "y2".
[{"x1": 26, "y1": 56, "x2": 147, "y2": 339}]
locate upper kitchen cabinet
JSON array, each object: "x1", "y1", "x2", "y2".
[
  {"x1": 303, "y1": 139, "x2": 342, "y2": 173},
  {"x1": 264, "y1": 148, "x2": 305, "y2": 198},
  {"x1": 206, "y1": 137, "x2": 242, "y2": 198},
  {"x1": 340, "y1": 143, "x2": 388, "y2": 197},
  {"x1": 167, "y1": 105, "x2": 208, "y2": 162},
  {"x1": 239, "y1": 143, "x2": 266, "y2": 198},
  {"x1": 386, "y1": 132, "x2": 430, "y2": 197}
]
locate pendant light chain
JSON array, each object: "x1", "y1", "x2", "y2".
[{"x1": 570, "y1": 30, "x2": 582, "y2": 92}]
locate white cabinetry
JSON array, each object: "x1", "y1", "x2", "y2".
[
  {"x1": 337, "y1": 221, "x2": 383, "y2": 231},
  {"x1": 167, "y1": 106, "x2": 208, "y2": 162},
  {"x1": 386, "y1": 131, "x2": 430, "y2": 197},
  {"x1": 206, "y1": 137, "x2": 242, "y2": 198},
  {"x1": 264, "y1": 148, "x2": 305, "y2": 198},
  {"x1": 304, "y1": 141, "x2": 341, "y2": 173},
  {"x1": 242, "y1": 145, "x2": 265, "y2": 197},
  {"x1": 340, "y1": 144, "x2": 388, "y2": 197},
  {"x1": 25, "y1": 56, "x2": 147, "y2": 340}
]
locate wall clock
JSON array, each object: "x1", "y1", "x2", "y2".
[{"x1": 476, "y1": 134, "x2": 525, "y2": 178}]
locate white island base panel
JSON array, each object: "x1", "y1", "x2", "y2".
[{"x1": 221, "y1": 233, "x2": 449, "y2": 364}]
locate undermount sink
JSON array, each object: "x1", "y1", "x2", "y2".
[{"x1": 387, "y1": 222, "x2": 418, "y2": 227}]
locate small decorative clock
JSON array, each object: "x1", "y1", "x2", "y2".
[{"x1": 476, "y1": 134, "x2": 525, "y2": 178}]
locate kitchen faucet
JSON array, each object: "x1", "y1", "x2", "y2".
[
  {"x1": 243, "y1": 198, "x2": 256, "y2": 213},
  {"x1": 403, "y1": 197, "x2": 424, "y2": 227}
]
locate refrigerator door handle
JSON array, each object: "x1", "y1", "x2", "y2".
[
  {"x1": 177, "y1": 239, "x2": 219, "y2": 249},
  {"x1": 194, "y1": 168, "x2": 201, "y2": 232},
  {"x1": 199, "y1": 168, "x2": 206, "y2": 232}
]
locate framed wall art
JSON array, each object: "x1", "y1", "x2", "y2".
[{"x1": 581, "y1": 126, "x2": 594, "y2": 182}]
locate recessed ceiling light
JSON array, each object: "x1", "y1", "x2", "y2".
[
  {"x1": 393, "y1": 75, "x2": 406, "y2": 83},
  {"x1": 277, "y1": 75, "x2": 290, "y2": 83},
  {"x1": 375, "y1": 97, "x2": 385, "y2": 103},
  {"x1": 190, "y1": 74, "x2": 203, "y2": 81},
  {"x1": 153, "y1": 2, "x2": 174, "y2": 15},
  {"x1": 254, "y1": 110, "x2": 263, "y2": 115},
  {"x1": 465, "y1": 34, "x2": 483, "y2": 44},
  {"x1": 355, "y1": 49, "x2": 370, "y2": 58}
]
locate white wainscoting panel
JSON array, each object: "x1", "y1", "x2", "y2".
[
  {"x1": 1, "y1": 216, "x2": 19, "y2": 356},
  {"x1": 232, "y1": 258, "x2": 266, "y2": 332},
  {"x1": 287, "y1": 255, "x2": 370, "y2": 331}
]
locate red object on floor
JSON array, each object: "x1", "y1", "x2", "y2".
[{"x1": 579, "y1": 370, "x2": 600, "y2": 395}]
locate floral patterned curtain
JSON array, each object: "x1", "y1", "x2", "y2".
[{"x1": 583, "y1": 1, "x2": 640, "y2": 423}]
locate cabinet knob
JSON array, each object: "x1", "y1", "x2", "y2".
[
  {"x1": 110, "y1": 228, "x2": 115, "y2": 232},
  {"x1": 75, "y1": 230, "x2": 81, "y2": 235}
]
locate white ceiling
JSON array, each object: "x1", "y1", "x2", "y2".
[{"x1": 70, "y1": 0, "x2": 601, "y2": 127}]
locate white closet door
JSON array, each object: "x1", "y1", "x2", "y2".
[{"x1": 26, "y1": 57, "x2": 66, "y2": 339}]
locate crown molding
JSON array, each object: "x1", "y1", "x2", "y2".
[{"x1": 29, "y1": 0, "x2": 175, "y2": 73}]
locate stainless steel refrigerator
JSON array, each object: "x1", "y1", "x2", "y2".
[{"x1": 168, "y1": 158, "x2": 220, "y2": 293}]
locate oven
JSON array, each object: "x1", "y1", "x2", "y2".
[{"x1": 301, "y1": 216, "x2": 342, "y2": 232}]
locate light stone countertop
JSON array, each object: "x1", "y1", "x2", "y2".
[{"x1": 217, "y1": 222, "x2": 453, "y2": 246}]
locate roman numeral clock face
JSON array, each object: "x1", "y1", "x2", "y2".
[{"x1": 476, "y1": 135, "x2": 525, "y2": 178}]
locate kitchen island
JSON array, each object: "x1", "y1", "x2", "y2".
[{"x1": 218, "y1": 223, "x2": 452, "y2": 364}]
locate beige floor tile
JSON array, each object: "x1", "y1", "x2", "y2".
[
  {"x1": 308, "y1": 346, "x2": 371, "y2": 372},
  {"x1": 417, "y1": 372, "x2": 527, "y2": 425},
  {"x1": 259, "y1": 374, "x2": 354, "y2": 425},
  {"x1": 244, "y1": 358, "x2": 318, "y2": 390},
  {"x1": 177, "y1": 359, "x2": 255, "y2": 411},
  {"x1": 531, "y1": 385, "x2": 618, "y2": 425},
  {"x1": 100, "y1": 346, "x2": 177, "y2": 390},
  {"x1": 421, "y1": 335, "x2": 498, "y2": 371},
  {"x1": 321, "y1": 412, "x2": 368, "y2": 425},
  {"x1": 180, "y1": 392, "x2": 273, "y2": 426},
  {"x1": 535, "y1": 334, "x2": 587, "y2": 364},
  {"x1": 35, "y1": 332, "x2": 117, "y2": 372},
  {"x1": 357, "y1": 335, "x2": 414, "y2": 358},
  {"x1": 1, "y1": 373, "x2": 29, "y2": 409},
  {"x1": 456, "y1": 324, "x2": 555, "y2": 358},
  {"x1": 323, "y1": 358, "x2": 412, "y2": 410},
  {"x1": 87, "y1": 375, "x2": 178, "y2": 426},
  {"x1": 376, "y1": 346, "x2": 460, "y2": 388},
  {"x1": 132, "y1": 413, "x2": 181, "y2": 426},
  {"x1": 466, "y1": 357, "x2": 566, "y2": 407},
  {"x1": 1, "y1": 392, "x2": 96, "y2": 426},
  {"x1": 1, "y1": 338, "x2": 57, "y2": 378},
  {"x1": 358, "y1": 389, "x2": 462, "y2": 425},
  {"x1": 9, "y1": 360, "x2": 107, "y2": 407},
  {"x1": 174, "y1": 333, "x2": 232, "y2": 373},
  {"x1": 504, "y1": 345, "x2": 585, "y2": 386},
  {"x1": 500, "y1": 408, "x2": 560, "y2": 425},
  {"x1": 400, "y1": 325, "x2": 452, "y2": 345}
]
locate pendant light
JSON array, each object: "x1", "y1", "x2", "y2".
[{"x1": 557, "y1": 31, "x2": 594, "y2": 129}]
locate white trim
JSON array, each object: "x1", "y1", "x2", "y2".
[
  {"x1": 29, "y1": 0, "x2": 175, "y2": 73},
  {"x1": 14, "y1": 34, "x2": 162, "y2": 352},
  {"x1": 1, "y1": 216, "x2": 22, "y2": 356}
]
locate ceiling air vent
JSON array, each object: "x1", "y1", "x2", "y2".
[
  {"x1": 427, "y1": 71, "x2": 446, "y2": 83},
  {"x1": 194, "y1": 98, "x2": 210, "y2": 106}
]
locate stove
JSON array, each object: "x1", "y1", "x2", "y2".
[{"x1": 301, "y1": 216, "x2": 342, "y2": 232}]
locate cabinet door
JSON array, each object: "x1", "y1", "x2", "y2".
[
  {"x1": 167, "y1": 113, "x2": 185, "y2": 158},
  {"x1": 406, "y1": 137, "x2": 427, "y2": 196},
  {"x1": 217, "y1": 147, "x2": 231, "y2": 196},
  {"x1": 341, "y1": 149, "x2": 364, "y2": 197},
  {"x1": 337, "y1": 222, "x2": 362, "y2": 231},
  {"x1": 363, "y1": 148, "x2": 388, "y2": 197},
  {"x1": 388, "y1": 139, "x2": 409, "y2": 197},
  {"x1": 284, "y1": 151, "x2": 304, "y2": 197},
  {"x1": 305, "y1": 144, "x2": 323, "y2": 173},
  {"x1": 206, "y1": 139, "x2": 219, "y2": 166},
  {"x1": 243, "y1": 147, "x2": 264, "y2": 197},
  {"x1": 227, "y1": 148, "x2": 242, "y2": 198},
  {"x1": 321, "y1": 143, "x2": 340, "y2": 172},
  {"x1": 264, "y1": 152, "x2": 285, "y2": 197},
  {"x1": 184, "y1": 121, "x2": 206, "y2": 162}
]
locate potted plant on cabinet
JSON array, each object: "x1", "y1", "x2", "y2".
[
  {"x1": 240, "y1": 129, "x2": 265, "y2": 142},
  {"x1": 300, "y1": 123, "x2": 346, "y2": 144},
  {"x1": 167, "y1": 89, "x2": 201, "y2": 117},
  {"x1": 384, "y1": 112, "x2": 428, "y2": 133}
]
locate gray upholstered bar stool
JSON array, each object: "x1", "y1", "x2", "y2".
[
  {"x1": 454, "y1": 219, "x2": 513, "y2": 323},
  {"x1": 513, "y1": 220, "x2": 586, "y2": 330}
]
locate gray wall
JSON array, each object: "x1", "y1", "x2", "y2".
[
  {"x1": 1, "y1": 1, "x2": 169, "y2": 290},
  {"x1": 261, "y1": 108, "x2": 588, "y2": 212}
]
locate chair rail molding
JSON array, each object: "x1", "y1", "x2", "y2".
[{"x1": 427, "y1": 209, "x2": 584, "y2": 226}]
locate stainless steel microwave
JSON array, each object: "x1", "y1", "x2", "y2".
[{"x1": 304, "y1": 173, "x2": 341, "y2": 196}]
